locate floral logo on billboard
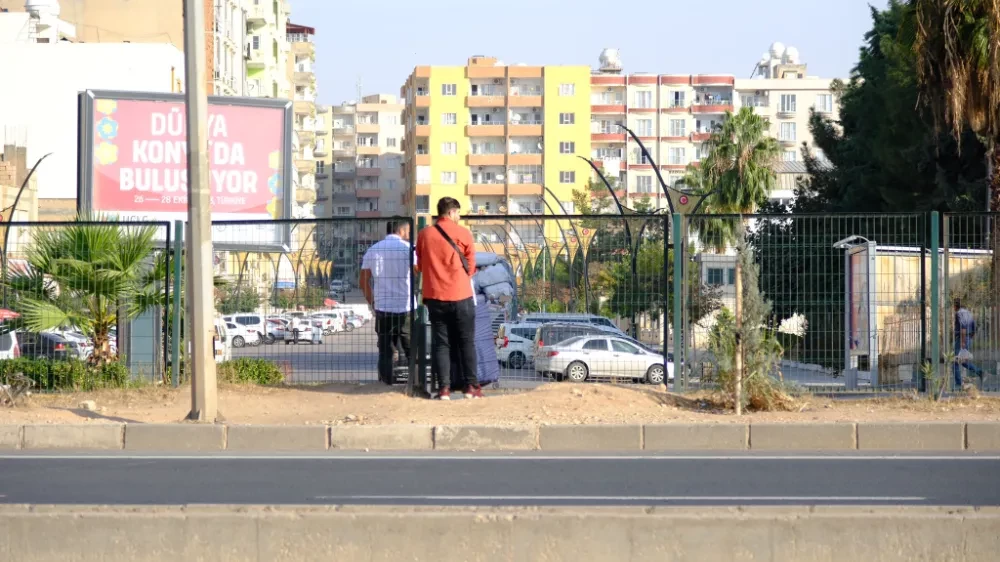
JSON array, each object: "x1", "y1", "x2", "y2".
[{"x1": 267, "y1": 150, "x2": 282, "y2": 219}]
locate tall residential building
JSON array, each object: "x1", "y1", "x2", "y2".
[
  {"x1": 244, "y1": 0, "x2": 289, "y2": 99},
  {"x1": 0, "y1": 0, "x2": 216, "y2": 93},
  {"x1": 589, "y1": 44, "x2": 839, "y2": 209},
  {"x1": 286, "y1": 21, "x2": 317, "y2": 222},
  {"x1": 400, "y1": 56, "x2": 593, "y2": 243},
  {"x1": 214, "y1": 0, "x2": 247, "y2": 96},
  {"x1": 317, "y1": 94, "x2": 405, "y2": 281}
]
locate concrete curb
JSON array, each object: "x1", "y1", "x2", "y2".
[
  {"x1": 0, "y1": 421, "x2": 997, "y2": 451},
  {"x1": 0, "y1": 506, "x2": 997, "y2": 562}
]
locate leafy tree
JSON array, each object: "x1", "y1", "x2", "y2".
[
  {"x1": 218, "y1": 284, "x2": 261, "y2": 315},
  {"x1": 7, "y1": 220, "x2": 160, "y2": 364}
]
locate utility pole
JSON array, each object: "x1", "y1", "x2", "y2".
[{"x1": 182, "y1": 0, "x2": 219, "y2": 421}]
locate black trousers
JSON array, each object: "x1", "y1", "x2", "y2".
[
  {"x1": 424, "y1": 297, "x2": 478, "y2": 390},
  {"x1": 375, "y1": 311, "x2": 411, "y2": 385}
]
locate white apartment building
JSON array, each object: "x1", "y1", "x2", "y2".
[
  {"x1": 243, "y1": 0, "x2": 289, "y2": 98},
  {"x1": 214, "y1": 0, "x2": 247, "y2": 96},
  {"x1": 318, "y1": 94, "x2": 405, "y2": 281},
  {"x1": 0, "y1": 9, "x2": 184, "y2": 217},
  {"x1": 589, "y1": 44, "x2": 839, "y2": 210}
]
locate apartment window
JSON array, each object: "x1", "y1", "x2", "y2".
[
  {"x1": 668, "y1": 147, "x2": 686, "y2": 165},
  {"x1": 386, "y1": 137, "x2": 397, "y2": 148},
  {"x1": 251, "y1": 35, "x2": 260, "y2": 49},
  {"x1": 780, "y1": 94, "x2": 797, "y2": 113},
  {"x1": 636, "y1": 176, "x2": 653, "y2": 193},
  {"x1": 559, "y1": 171, "x2": 576, "y2": 184},
  {"x1": 780, "y1": 122, "x2": 797, "y2": 141},
  {"x1": 669, "y1": 119, "x2": 686, "y2": 137},
  {"x1": 636, "y1": 119, "x2": 653, "y2": 136},
  {"x1": 670, "y1": 91, "x2": 685, "y2": 108},
  {"x1": 315, "y1": 161, "x2": 325, "y2": 174},
  {"x1": 559, "y1": 142, "x2": 575, "y2": 154},
  {"x1": 386, "y1": 179, "x2": 397, "y2": 190},
  {"x1": 337, "y1": 206, "x2": 351, "y2": 215},
  {"x1": 385, "y1": 200, "x2": 397, "y2": 212},
  {"x1": 634, "y1": 91, "x2": 653, "y2": 109},
  {"x1": 385, "y1": 156, "x2": 401, "y2": 169},
  {"x1": 633, "y1": 147, "x2": 654, "y2": 164},
  {"x1": 441, "y1": 84, "x2": 457, "y2": 96},
  {"x1": 782, "y1": 150, "x2": 797, "y2": 162},
  {"x1": 727, "y1": 268, "x2": 736, "y2": 285},
  {"x1": 559, "y1": 113, "x2": 575, "y2": 125},
  {"x1": 415, "y1": 196, "x2": 430, "y2": 213},
  {"x1": 559, "y1": 83, "x2": 575, "y2": 96},
  {"x1": 706, "y1": 268, "x2": 724, "y2": 286},
  {"x1": 440, "y1": 171, "x2": 457, "y2": 184},
  {"x1": 384, "y1": 115, "x2": 399, "y2": 125},
  {"x1": 816, "y1": 94, "x2": 834, "y2": 113},
  {"x1": 442, "y1": 113, "x2": 457, "y2": 125},
  {"x1": 441, "y1": 142, "x2": 457, "y2": 155}
]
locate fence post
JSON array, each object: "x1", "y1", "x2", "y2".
[
  {"x1": 672, "y1": 213, "x2": 683, "y2": 391},
  {"x1": 929, "y1": 211, "x2": 940, "y2": 392},
  {"x1": 171, "y1": 220, "x2": 183, "y2": 388}
]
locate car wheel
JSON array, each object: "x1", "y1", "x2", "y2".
[
  {"x1": 645, "y1": 364, "x2": 666, "y2": 385},
  {"x1": 565, "y1": 361, "x2": 588, "y2": 383},
  {"x1": 250, "y1": 333, "x2": 262, "y2": 347},
  {"x1": 265, "y1": 334, "x2": 276, "y2": 345},
  {"x1": 232, "y1": 335, "x2": 245, "y2": 348},
  {"x1": 345, "y1": 324, "x2": 354, "y2": 332},
  {"x1": 323, "y1": 328, "x2": 333, "y2": 336},
  {"x1": 508, "y1": 351, "x2": 526, "y2": 370}
]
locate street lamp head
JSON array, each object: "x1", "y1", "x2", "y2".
[{"x1": 832, "y1": 235, "x2": 872, "y2": 249}]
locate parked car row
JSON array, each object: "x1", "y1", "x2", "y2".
[
  {"x1": 495, "y1": 314, "x2": 674, "y2": 385},
  {"x1": 0, "y1": 326, "x2": 120, "y2": 362}
]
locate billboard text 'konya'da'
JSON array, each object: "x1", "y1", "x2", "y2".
[{"x1": 77, "y1": 90, "x2": 293, "y2": 250}]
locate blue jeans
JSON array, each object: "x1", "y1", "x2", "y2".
[{"x1": 953, "y1": 336, "x2": 984, "y2": 387}]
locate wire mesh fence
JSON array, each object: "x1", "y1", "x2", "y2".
[
  {"x1": 0, "y1": 220, "x2": 172, "y2": 391},
  {"x1": 682, "y1": 213, "x2": 929, "y2": 393},
  {"x1": 208, "y1": 217, "x2": 414, "y2": 385},
  {"x1": 465, "y1": 214, "x2": 672, "y2": 388}
]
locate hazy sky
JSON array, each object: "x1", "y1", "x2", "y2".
[{"x1": 289, "y1": 0, "x2": 890, "y2": 105}]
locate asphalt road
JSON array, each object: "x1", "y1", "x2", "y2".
[{"x1": 0, "y1": 453, "x2": 996, "y2": 506}]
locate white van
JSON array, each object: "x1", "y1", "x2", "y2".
[
  {"x1": 0, "y1": 329, "x2": 19, "y2": 360},
  {"x1": 333, "y1": 304, "x2": 372, "y2": 324},
  {"x1": 224, "y1": 313, "x2": 267, "y2": 343},
  {"x1": 213, "y1": 318, "x2": 233, "y2": 363},
  {"x1": 495, "y1": 322, "x2": 539, "y2": 369}
]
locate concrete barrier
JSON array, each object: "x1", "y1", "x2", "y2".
[
  {"x1": 644, "y1": 424, "x2": 748, "y2": 450},
  {"x1": 539, "y1": 424, "x2": 642, "y2": 451},
  {"x1": 0, "y1": 425, "x2": 20, "y2": 449},
  {"x1": 0, "y1": 506, "x2": 996, "y2": 561},
  {"x1": 124, "y1": 423, "x2": 225, "y2": 451},
  {"x1": 227, "y1": 425, "x2": 328, "y2": 451},
  {"x1": 966, "y1": 422, "x2": 1000, "y2": 451},
  {"x1": 857, "y1": 422, "x2": 965, "y2": 450},
  {"x1": 751, "y1": 423, "x2": 856, "y2": 450},
  {"x1": 434, "y1": 425, "x2": 537, "y2": 450},
  {"x1": 22, "y1": 424, "x2": 123, "y2": 450},
  {"x1": 330, "y1": 425, "x2": 433, "y2": 450}
]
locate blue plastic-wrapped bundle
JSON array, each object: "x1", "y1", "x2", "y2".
[{"x1": 449, "y1": 294, "x2": 500, "y2": 388}]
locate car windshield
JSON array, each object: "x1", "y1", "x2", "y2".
[{"x1": 554, "y1": 336, "x2": 586, "y2": 348}]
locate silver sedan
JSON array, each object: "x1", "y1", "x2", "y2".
[{"x1": 534, "y1": 335, "x2": 673, "y2": 384}]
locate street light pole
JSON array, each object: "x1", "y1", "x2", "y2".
[{"x1": 182, "y1": 0, "x2": 219, "y2": 421}]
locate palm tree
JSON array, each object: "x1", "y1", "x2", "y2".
[
  {"x1": 7, "y1": 219, "x2": 159, "y2": 364},
  {"x1": 686, "y1": 107, "x2": 780, "y2": 414},
  {"x1": 910, "y1": 0, "x2": 1000, "y2": 343}
]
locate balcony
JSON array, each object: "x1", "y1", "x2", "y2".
[
  {"x1": 356, "y1": 188, "x2": 381, "y2": 199},
  {"x1": 333, "y1": 124, "x2": 355, "y2": 136},
  {"x1": 295, "y1": 186, "x2": 317, "y2": 205},
  {"x1": 691, "y1": 131, "x2": 712, "y2": 142},
  {"x1": 777, "y1": 106, "x2": 797, "y2": 118},
  {"x1": 316, "y1": 167, "x2": 330, "y2": 178},
  {"x1": 293, "y1": 100, "x2": 315, "y2": 116},
  {"x1": 692, "y1": 75, "x2": 735, "y2": 87},
  {"x1": 507, "y1": 87, "x2": 543, "y2": 108},
  {"x1": 467, "y1": 183, "x2": 505, "y2": 196},
  {"x1": 292, "y1": 41, "x2": 315, "y2": 57},
  {"x1": 357, "y1": 210, "x2": 381, "y2": 218},
  {"x1": 415, "y1": 184, "x2": 431, "y2": 196},
  {"x1": 468, "y1": 154, "x2": 505, "y2": 166},
  {"x1": 592, "y1": 131, "x2": 626, "y2": 142},
  {"x1": 508, "y1": 153, "x2": 542, "y2": 166},
  {"x1": 415, "y1": 154, "x2": 431, "y2": 166},
  {"x1": 356, "y1": 145, "x2": 380, "y2": 156},
  {"x1": 466, "y1": 95, "x2": 506, "y2": 108},
  {"x1": 414, "y1": 124, "x2": 430, "y2": 137},
  {"x1": 293, "y1": 72, "x2": 315, "y2": 86},
  {"x1": 778, "y1": 136, "x2": 797, "y2": 147},
  {"x1": 691, "y1": 97, "x2": 733, "y2": 114},
  {"x1": 507, "y1": 184, "x2": 542, "y2": 196},
  {"x1": 333, "y1": 146, "x2": 355, "y2": 158},
  {"x1": 333, "y1": 167, "x2": 355, "y2": 179},
  {"x1": 415, "y1": 94, "x2": 430, "y2": 108},
  {"x1": 294, "y1": 159, "x2": 314, "y2": 174},
  {"x1": 247, "y1": 4, "x2": 275, "y2": 25},
  {"x1": 466, "y1": 124, "x2": 505, "y2": 137},
  {"x1": 246, "y1": 48, "x2": 267, "y2": 69},
  {"x1": 591, "y1": 103, "x2": 626, "y2": 114},
  {"x1": 507, "y1": 121, "x2": 542, "y2": 136},
  {"x1": 357, "y1": 166, "x2": 380, "y2": 177},
  {"x1": 356, "y1": 123, "x2": 379, "y2": 134},
  {"x1": 313, "y1": 144, "x2": 328, "y2": 157}
]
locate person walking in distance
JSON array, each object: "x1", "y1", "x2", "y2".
[
  {"x1": 415, "y1": 197, "x2": 481, "y2": 400},
  {"x1": 360, "y1": 221, "x2": 415, "y2": 385},
  {"x1": 953, "y1": 299, "x2": 984, "y2": 390}
]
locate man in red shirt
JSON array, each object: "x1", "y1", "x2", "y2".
[{"x1": 415, "y1": 197, "x2": 481, "y2": 399}]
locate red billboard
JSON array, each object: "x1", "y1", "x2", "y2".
[{"x1": 78, "y1": 90, "x2": 293, "y2": 249}]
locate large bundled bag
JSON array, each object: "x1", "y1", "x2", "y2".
[{"x1": 449, "y1": 295, "x2": 501, "y2": 388}]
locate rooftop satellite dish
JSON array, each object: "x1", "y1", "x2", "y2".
[{"x1": 769, "y1": 41, "x2": 786, "y2": 59}]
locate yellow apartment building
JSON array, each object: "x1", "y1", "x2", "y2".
[{"x1": 400, "y1": 56, "x2": 592, "y2": 246}]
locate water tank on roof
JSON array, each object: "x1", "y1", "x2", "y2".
[
  {"x1": 769, "y1": 41, "x2": 786, "y2": 59},
  {"x1": 25, "y1": 0, "x2": 60, "y2": 18},
  {"x1": 784, "y1": 46, "x2": 800, "y2": 64},
  {"x1": 599, "y1": 48, "x2": 622, "y2": 71}
]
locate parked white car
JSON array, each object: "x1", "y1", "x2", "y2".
[
  {"x1": 213, "y1": 318, "x2": 232, "y2": 363},
  {"x1": 534, "y1": 334, "x2": 672, "y2": 385},
  {"x1": 224, "y1": 322, "x2": 262, "y2": 348},
  {"x1": 280, "y1": 318, "x2": 322, "y2": 345},
  {"x1": 0, "y1": 329, "x2": 18, "y2": 360},
  {"x1": 495, "y1": 322, "x2": 540, "y2": 369},
  {"x1": 333, "y1": 304, "x2": 372, "y2": 324},
  {"x1": 310, "y1": 311, "x2": 347, "y2": 334},
  {"x1": 223, "y1": 313, "x2": 268, "y2": 344}
]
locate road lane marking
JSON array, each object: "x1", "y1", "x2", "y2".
[
  {"x1": 0, "y1": 455, "x2": 996, "y2": 461},
  {"x1": 313, "y1": 495, "x2": 927, "y2": 502}
]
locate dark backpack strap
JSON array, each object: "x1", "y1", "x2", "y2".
[{"x1": 434, "y1": 224, "x2": 470, "y2": 275}]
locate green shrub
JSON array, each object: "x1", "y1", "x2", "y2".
[
  {"x1": 217, "y1": 358, "x2": 284, "y2": 385},
  {"x1": 0, "y1": 358, "x2": 134, "y2": 391}
]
